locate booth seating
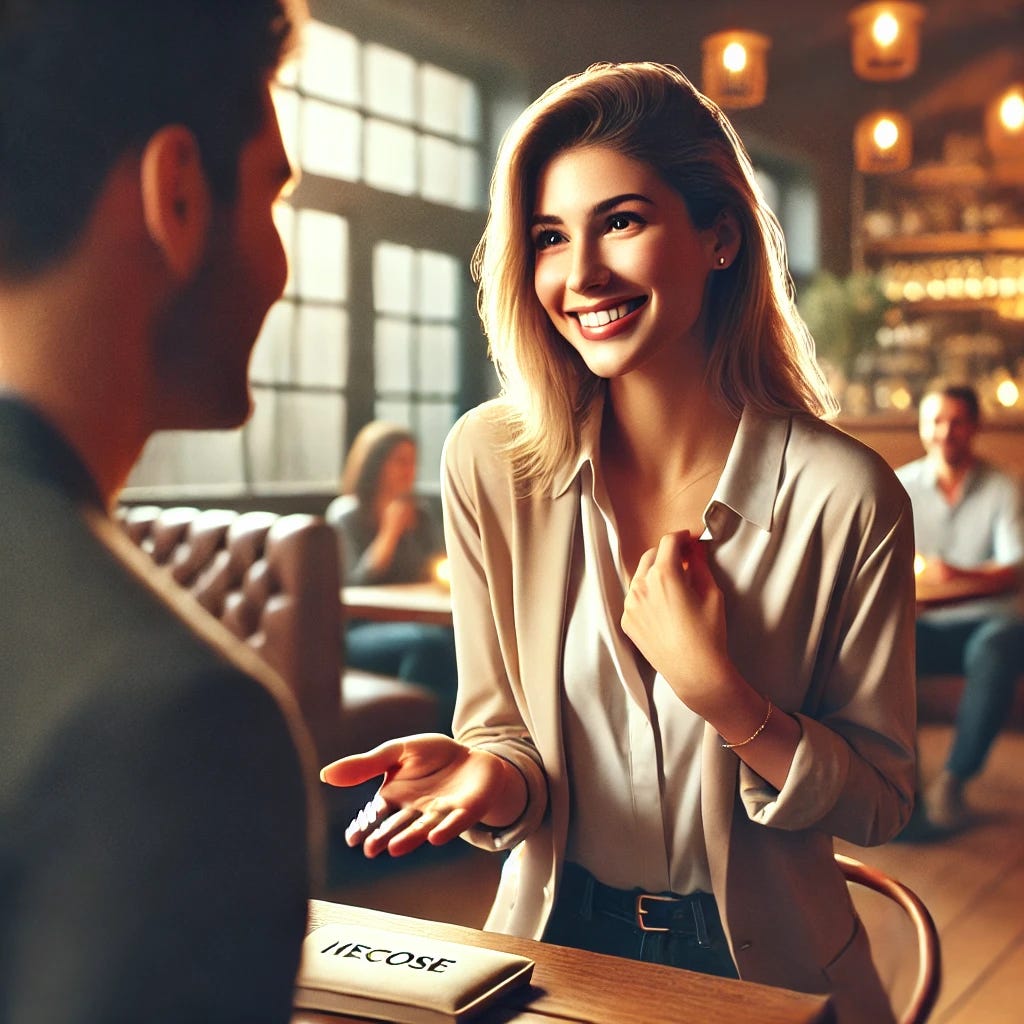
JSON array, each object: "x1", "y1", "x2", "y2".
[{"x1": 115, "y1": 505, "x2": 441, "y2": 768}]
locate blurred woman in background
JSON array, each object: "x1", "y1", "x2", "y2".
[{"x1": 327, "y1": 421, "x2": 457, "y2": 727}]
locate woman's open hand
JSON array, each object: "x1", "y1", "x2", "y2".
[
  {"x1": 621, "y1": 531, "x2": 736, "y2": 717},
  {"x1": 320, "y1": 734, "x2": 525, "y2": 858}
]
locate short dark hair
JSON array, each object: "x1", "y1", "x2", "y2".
[
  {"x1": 933, "y1": 385, "x2": 981, "y2": 424},
  {"x1": 0, "y1": 0, "x2": 303, "y2": 276}
]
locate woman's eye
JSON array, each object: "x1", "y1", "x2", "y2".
[
  {"x1": 534, "y1": 229, "x2": 564, "y2": 250},
  {"x1": 608, "y1": 213, "x2": 639, "y2": 231}
]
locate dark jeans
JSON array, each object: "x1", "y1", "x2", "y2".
[
  {"x1": 346, "y1": 621, "x2": 458, "y2": 729},
  {"x1": 542, "y1": 863, "x2": 738, "y2": 979},
  {"x1": 916, "y1": 615, "x2": 1024, "y2": 779}
]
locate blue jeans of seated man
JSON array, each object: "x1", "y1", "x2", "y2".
[
  {"x1": 916, "y1": 614, "x2": 1024, "y2": 779},
  {"x1": 346, "y1": 622, "x2": 458, "y2": 730}
]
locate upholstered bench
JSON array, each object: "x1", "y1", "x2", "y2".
[{"x1": 116, "y1": 505, "x2": 441, "y2": 765}]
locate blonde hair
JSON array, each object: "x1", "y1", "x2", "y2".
[{"x1": 474, "y1": 61, "x2": 837, "y2": 491}]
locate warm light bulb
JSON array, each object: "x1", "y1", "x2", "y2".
[
  {"x1": 999, "y1": 89, "x2": 1024, "y2": 133},
  {"x1": 434, "y1": 556, "x2": 451, "y2": 586},
  {"x1": 873, "y1": 117, "x2": 899, "y2": 150},
  {"x1": 914, "y1": 553, "x2": 926, "y2": 577},
  {"x1": 996, "y1": 379, "x2": 1020, "y2": 407},
  {"x1": 722, "y1": 41, "x2": 748, "y2": 73},
  {"x1": 871, "y1": 11, "x2": 900, "y2": 47},
  {"x1": 891, "y1": 386, "x2": 912, "y2": 410}
]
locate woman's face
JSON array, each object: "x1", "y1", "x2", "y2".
[
  {"x1": 531, "y1": 145, "x2": 719, "y2": 383},
  {"x1": 379, "y1": 440, "x2": 417, "y2": 499}
]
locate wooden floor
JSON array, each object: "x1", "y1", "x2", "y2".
[{"x1": 325, "y1": 722, "x2": 1024, "y2": 1023}]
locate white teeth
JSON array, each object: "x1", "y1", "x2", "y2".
[{"x1": 577, "y1": 300, "x2": 638, "y2": 329}]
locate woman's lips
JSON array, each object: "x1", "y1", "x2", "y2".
[{"x1": 571, "y1": 296, "x2": 648, "y2": 338}]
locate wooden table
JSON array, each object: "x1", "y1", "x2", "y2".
[
  {"x1": 915, "y1": 575, "x2": 1012, "y2": 610},
  {"x1": 291, "y1": 900, "x2": 832, "y2": 1024},
  {"x1": 342, "y1": 582, "x2": 454, "y2": 627}
]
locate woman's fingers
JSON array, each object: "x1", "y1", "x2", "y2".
[
  {"x1": 344, "y1": 794, "x2": 390, "y2": 847},
  {"x1": 320, "y1": 740, "x2": 404, "y2": 787}
]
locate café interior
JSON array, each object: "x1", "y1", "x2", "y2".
[{"x1": 116, "y1": 2, "x2": 1024, "y2": 1022}]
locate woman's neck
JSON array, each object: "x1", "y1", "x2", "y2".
[{"x1": 602, "y1": 371, "x2": 738, "y2": 487}]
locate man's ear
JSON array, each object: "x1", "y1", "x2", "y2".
[
  {"x1": 139, "y1": 126, "x2": 212, "y2": 280},
  {"x1": 706, "y1": 208, "x2": 742, "y2": 271}
]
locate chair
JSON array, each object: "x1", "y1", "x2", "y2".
[
  {"x1": 116, "y1": 505, "x2": 440, "y2": 767},
  {"x1": 835, "y1": 852, "x2": 942, "y2": 1024}
]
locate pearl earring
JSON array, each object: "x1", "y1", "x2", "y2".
[{"x1": 717, "y1": 255, "x2": 726, "y2": 267}]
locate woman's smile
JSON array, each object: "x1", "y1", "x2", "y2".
[
  {"x1": 532, "y1": 145, "x2": 718, "y2": 381},
  {"x1": 570, "y1": 296, "x2": 648, "y2": 337}
]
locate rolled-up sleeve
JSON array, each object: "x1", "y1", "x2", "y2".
[{"x1": 441, "y1": 413, "x2": 549, "y2": 850}]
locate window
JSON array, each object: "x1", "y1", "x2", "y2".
[
  {"x1": 124, "y1": 19, "x2": 491, "y2": 498},
  {"x1": 373, "y1": 243, "x2": 460, "y2": 486}
]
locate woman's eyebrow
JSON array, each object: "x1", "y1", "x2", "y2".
[{"x1": 531, "y1": 192, "x2": 654, "y2": 226}]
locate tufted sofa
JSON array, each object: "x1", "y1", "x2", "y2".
[{"x1": 116, "y1": 505, "x2": 441, "y2": 768}]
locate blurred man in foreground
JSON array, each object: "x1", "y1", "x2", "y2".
[
  {"x1": 0, "y1": 2, "x2": 318, "y2": 1021},
  {"x1": 897, "y1": 385, "x2": 1024, "y2": 832}
]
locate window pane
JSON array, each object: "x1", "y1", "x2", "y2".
[
  {"x1": 128, "y1": 430, "x2": 245, "y2": 488},
  {"x1": 296, "y1": 305, "x2": 348, "y2": 387},
  {"x1": 375, "y1": 399, "x2": 412, "y2": 429},
  {"x1": 420, "y1": 64, "x2": 480, "y2": 142},
  {"x1": 271, "y1": 86, "x2": 300, "y2": 171},
  {"x1": 416, "y1": 323, "x2": 458, "y2": 394},
  {"x1": 375, "y1": 318, "x2": 413, "y2": 392},
  {"x1": 296, "y1": 209, "x2": 348, "y2": 303},
  {"x1": 364, "y1": 43, "x2": 415, "y2": 122},
  {"x1": 273, "y1": 202, "x2": 296, "y2": 298},
  {"x1": 420, "y1": 135, "x2": 460, "y2": 207},
  {"x1": 782, "y1": 183, "x2": 820, "y2": 278},
  {"x1": 455, "y1": 145, "x2": 481, "y2": 210},
  {"x1": 417, "y1": 250, "x2": 459, "y2": 319},
  {"x1": 276, "y1": 56, "x2": 299, "y2": 90},
  {"x1": 365, "y1": 119, "x2": 416, "y2": 195},
  {"x1": 251, "y1": 299, "x2": 295, "y2": 385},
  {"x1": 246, "y1": 387, "x2": 279, "y2": 483},
  {"x1": 301, "y1": 22, "x2": 360, "y2": 104},
  {"x1": 276, "y1": 392, "x2": 343, "y2": 484},
  {"x1": 301, "y1": 100, "x2": 361, "y2": 181},
  {"x1": 415, "y1": 402, "x2": 457, "y2": 486},
  {"x1": 374, "y1": 243, "x2": 414, "y2": 315}
]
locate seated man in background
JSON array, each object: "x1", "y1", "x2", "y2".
[
  {"x1": 0, "y1": 2, "x2": 318, "y2": 1022},
  {"x1": 897, "y1": 385, "x2": 1024, "y2": 832}
]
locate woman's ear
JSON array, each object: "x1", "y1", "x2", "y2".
[
  {"x1": 707, "y1": 208, "x2": 742, "y2": 271},
  {"x1": 139, "y1": 126, "x2": 212, "y2": 280}
]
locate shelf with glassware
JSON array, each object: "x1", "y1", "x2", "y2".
[
  {"x1": 856, "y1": 157, "x2": 1024, "y2": 317},
  {"x1": 835, "y1": 152, "x2": 1024, "y2": 418}
]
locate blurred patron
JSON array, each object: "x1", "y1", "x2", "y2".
[
  {"x1": 897, "y1": 385, "x2": 1024, "y2": 832},
  {"x1": 328, "y1": 422, "x2": 458, "y2": 727},
  {"x1": 0, "y1": 3, "x2": 317, "y2": 1022}
]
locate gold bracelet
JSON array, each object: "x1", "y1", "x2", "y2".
[{"x1": 721, "y1": 699, "x2": 774, "y2": 749}]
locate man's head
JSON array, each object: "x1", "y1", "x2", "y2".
[
  {"x1": 919, "y1": 385, "x2": 980, "y2": 472},
  {"x1": 0, "y1": 0, "x2": 302, "y2": 276},
  {"x1": 0, "y1": 0, "x2": 305, "y2": 432}
]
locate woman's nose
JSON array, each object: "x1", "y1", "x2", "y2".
[{"x1": 566, "y1": 241, "x2": 611, "y2": 294}]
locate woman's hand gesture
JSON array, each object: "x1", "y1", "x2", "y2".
[
  {"x1": 621, "y1": 530, "x2": 735, "y2": 717},
  {"x1": 320, "y1": 734, "x2": 525, "y2": 858}
]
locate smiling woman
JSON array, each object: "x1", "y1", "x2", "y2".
[
  {"x1": 321, "y1": 62, "x2": 917, "y2": 1024},
  {"x1": 530, "y1": 146, "x2": 728, "y2": 391}
]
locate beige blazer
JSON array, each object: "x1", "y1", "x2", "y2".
[{"x1": 441, "y1": 400, "x2": 917, "y2": 1023}]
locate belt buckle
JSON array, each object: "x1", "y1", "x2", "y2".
[{"x1": 636, "y1": 893, "x2": 673, "y2": 932}]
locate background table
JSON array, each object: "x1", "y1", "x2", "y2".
[
  {"x1": 291, "y1": 900, "x2": 832, "y2": 1024},
  {"x1": 342, "y1": 582, "x2": 454, "y2": 627}
]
